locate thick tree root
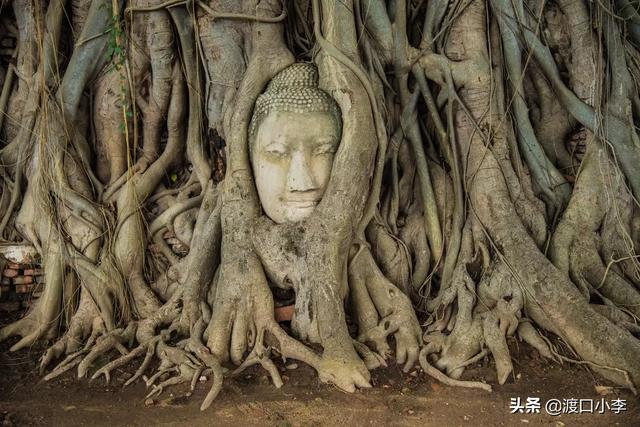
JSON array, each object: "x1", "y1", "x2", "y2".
[
  {"x1": 419, "y1": 344, "x2": 492, "y2": 392},
  {"x1": 349, "y1": 245, "x2": 422, "y2": 372}
]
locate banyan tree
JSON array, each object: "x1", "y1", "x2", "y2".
[{"x1": 1, "y1": 0, "x2": 640, "y2": 409}]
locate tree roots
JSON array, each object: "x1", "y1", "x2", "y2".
[{"x1": 2, "y1": 0, "x2": 640, "y2": 412}]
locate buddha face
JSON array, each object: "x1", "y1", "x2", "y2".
[{"x1": 252, "y1": 111, "x2": 340, "y2": 223}]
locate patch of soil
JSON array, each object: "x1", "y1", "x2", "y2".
[{"x1": 0, "y1": 311, "x2": 638, "y2": 426}]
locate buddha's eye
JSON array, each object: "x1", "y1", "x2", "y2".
[
  {"x1": 264, "y1": 144, "x2": 288, "y2": 158},
  {"x1": 313, "y1": 143, "x2": 336, "y2": 156},
  {"x1": 267, "y1": 149, "x2": 286, "y2": 156}
]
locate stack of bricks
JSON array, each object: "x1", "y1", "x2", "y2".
[{"x1": 0, "y1": 262, "x2": 44, "y2": 311}]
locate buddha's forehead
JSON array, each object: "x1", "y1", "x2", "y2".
[{"x1": 255, "y1": 111, "x2": 340, "y2": 147}]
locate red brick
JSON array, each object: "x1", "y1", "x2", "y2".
[
  {"x1": 2, "y1": 269, "x2": 19, "y2": 278},
  {"x1": 15, "y1": 284, "x2": 29, "y2": 293},
  {"x1": 274, "y1": 304, "x2": 295, "y2": 322},
  {"x1": 13, "y1": 276, "x2": 33, "y2": 285}
]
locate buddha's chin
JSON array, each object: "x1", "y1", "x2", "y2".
[{"x1": 279, "y1": 204, "x2": 317, "y2": 223}]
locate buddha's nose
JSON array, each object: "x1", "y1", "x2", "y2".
[{"x1": 287, "y1": 151, "x2": 319, "y2": 192}]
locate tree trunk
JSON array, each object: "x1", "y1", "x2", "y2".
[{"x1": 1, "y1": 0, "x2": 640, "y2": 408}]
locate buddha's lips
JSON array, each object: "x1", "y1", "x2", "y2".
[{"x1": 283, "y1": 200, "x2": 319, "y2": 208}]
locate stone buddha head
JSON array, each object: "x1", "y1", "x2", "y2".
[{"x1": 249, "y1": 63, "x2": 342, "y2": 224}]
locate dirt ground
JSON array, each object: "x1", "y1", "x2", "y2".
[{"x1": 0, "y1": 312, "x2": 638, "y2": 427}]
